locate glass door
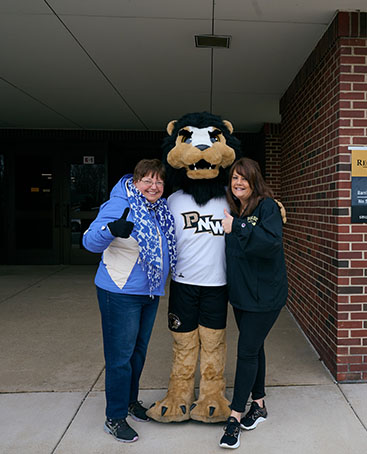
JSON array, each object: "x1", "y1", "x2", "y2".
[{"x1": 62, "y1": 148, "x2": 108, "y2": 264}]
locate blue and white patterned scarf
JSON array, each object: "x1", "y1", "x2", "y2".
[{"x1": 126, "y1": 177, "x2": 177, "y2": 295}]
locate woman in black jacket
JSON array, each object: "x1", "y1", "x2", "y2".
[{"x1": 219, "y1": 157, "x2": 288, "y2": 449}]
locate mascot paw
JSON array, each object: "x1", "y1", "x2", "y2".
[
  {"x1": 274, "y1": 199, "x2": 287, "y2": 224},
  {"x1": 189, "y1": 395, "x2": 231, "y2": 423},
  {"x1": 146, "y1": 396, "x2": 193, "y2": 423}
]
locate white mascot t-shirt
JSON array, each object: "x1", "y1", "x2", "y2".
[{"x1": 168, "y1": 190, "x2": 229, "y2": 286}]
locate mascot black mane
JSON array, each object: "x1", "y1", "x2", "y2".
[{"x1": 162, "y1": 112, "x2": 242, "y2": 205}]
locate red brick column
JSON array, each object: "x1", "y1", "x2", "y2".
[{"x1": 280, "y1": 11, "x2": 367, "y2": 381}]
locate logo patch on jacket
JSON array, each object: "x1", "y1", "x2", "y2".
[{"x1": 247, "y1": 215, "x2": 258, "y2": 226}]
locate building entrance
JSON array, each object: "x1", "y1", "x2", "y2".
[{"x1": 9, "y1": 145, "x2": 107, "y2": 264}]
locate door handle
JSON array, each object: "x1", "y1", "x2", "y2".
[
  {"x1": 63, "y1": 204, "x2": 70, "y2": 228},
  {"x1": 55, "y1": 203, "x2": 60, "y2": 228}
]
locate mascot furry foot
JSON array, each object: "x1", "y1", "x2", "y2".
[
  {"x1": 190, "y1": 326, "x2": 231, "y2": 423},
  {"x1": 146, "y1": 329, "x2": 199, "y2": 423}
]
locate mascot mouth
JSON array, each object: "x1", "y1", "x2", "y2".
[{"x1": 188, "y1": 159, "x2": 217, "y2": 171}]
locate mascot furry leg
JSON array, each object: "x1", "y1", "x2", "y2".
[
  {"x1": 147, "y1": 329, "x2": 199, "y2": 422},
  {"x1": 147, "y1": 325, "x2": 230, "y2": 423},
  {"x1": 190, "y1": 326, "x2": 230, "y2": 423}
]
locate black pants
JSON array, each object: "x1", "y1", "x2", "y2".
[{"x1": 230, "y1": 307, "x2": 281, "y2": 413}]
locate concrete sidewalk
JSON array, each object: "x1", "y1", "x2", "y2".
[{"x1": 0, "y1": 265, "x2": 366, "y2": 453}]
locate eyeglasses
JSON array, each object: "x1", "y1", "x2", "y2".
[{"x1": 140, "y1": 178, "x2": 164, "y2": 188}]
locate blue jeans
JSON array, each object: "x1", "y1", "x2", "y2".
[{"x1": 97, "y1": 287, "x2": 159, "y2": 419}]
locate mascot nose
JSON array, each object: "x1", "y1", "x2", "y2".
[{"x1": 196, "y1": 144, "x2": 210, "y2": 151}]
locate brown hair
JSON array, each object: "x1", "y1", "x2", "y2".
[
  {"x1": 226, "y1": 157, "x2": 274, "y2": 217},
  {"x1": 133, "y1": 159, "x2": 166, "y2": 182}
]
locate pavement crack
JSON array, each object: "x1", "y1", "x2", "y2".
[
  {"x1": 50, "y1": 366, "x2": 105, "y2": 453},
  {"x1": 0, "y1": 266, "x2": 69, "y2": 306},
  {"x1": 336, "y1": 383, "x2": 367, "y2": 432}
]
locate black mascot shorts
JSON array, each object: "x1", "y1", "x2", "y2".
[{"x1": 168, "y1": 280, "x2": 228, "y2": 332}]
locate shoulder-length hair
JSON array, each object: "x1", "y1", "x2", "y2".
[{"x1": 226, "y1": 157, "x2": 274, "y2": 217}]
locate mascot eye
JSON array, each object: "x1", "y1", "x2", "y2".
[
  {"x1": 179, "y1": 129, "x2": 193, "y2": 143},
  {"x1": 209, "y1": 129, "x2": 221, "y2": 143}
]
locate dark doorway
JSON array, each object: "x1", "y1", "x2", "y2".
[{"x1": 7, "y1": 144, "x2": 107, "y2": 264}]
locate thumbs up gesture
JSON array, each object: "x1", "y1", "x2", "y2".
[
  {"x1": 108, "y1": 207, "x2": 134, "y2": 238},
  {"x1": 222, "y1": 208, "x2": 233, "y2": 234}
]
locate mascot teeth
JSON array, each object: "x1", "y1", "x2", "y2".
[{"x1": 189, "y1": 160, "x2": 216, "y2": 171}]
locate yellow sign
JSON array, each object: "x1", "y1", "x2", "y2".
[{"x1": 352, "y1": 150, "x2": 367, "y2": 177}]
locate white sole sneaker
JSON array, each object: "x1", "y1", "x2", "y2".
[
  {"x1": 128, "y1": 412, "x2": 150, "y2": 422},
  {"x1": 219, "y1": 431, "x2": 241, "y2": 449},
  {"x1": 240, "y1": 416, "x2": 266, "y2": 430},
  {"x1": 104, "y1": 423, "x2": 139, "y2": 443}
]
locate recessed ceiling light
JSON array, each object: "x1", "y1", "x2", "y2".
[{"x1": 195, "y1": 34, "x2": 231, "y2": 48}]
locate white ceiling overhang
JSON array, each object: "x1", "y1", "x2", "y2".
[{"x1": 0, "y1": 1, "x2": 366, "y2": 132}]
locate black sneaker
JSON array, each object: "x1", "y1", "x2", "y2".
[
  {"x1": 128, "y1": 400, "x2": 150, "y2": 422},
  {"x1": 104, "y1": 418, "x2": 138, "y2": 443},
  {"x1": 240, "y1": 401, "x2": 267, "y2": 430},
  {"x1": 219, "y1": 417, "x2": 241, "y2": 449}
]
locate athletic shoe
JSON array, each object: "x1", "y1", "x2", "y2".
[
  {"x1": 104, "y1": 418, "x2": 139, "y2": 442},
  {"x1": 240, "y1": 401, "x2": 267, "y2": 430},
  {"x1": 128, "y1": 400, "x2": 150, "y2": 422},
  {"x1": 219, "y1": 416, "x2": 241, "y2": 449}
]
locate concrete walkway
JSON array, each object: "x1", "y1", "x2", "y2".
[{"x1": 0, "y1": 265, "x2": 366, "y2": 453}]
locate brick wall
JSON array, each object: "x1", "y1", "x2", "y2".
[
  {"x1": 263, "y1": 123, "x2": 282, "y2": 199},
  {"x1": 280, "y1": 11, "x2": 367, "y2": 382}
]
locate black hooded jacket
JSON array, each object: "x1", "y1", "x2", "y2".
[{"x1": 225, "y1": 198, "x2": 288, "y2": 312}]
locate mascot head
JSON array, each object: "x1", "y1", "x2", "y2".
[{"x1": 162, "y1": 112, "x2": 242, "y2": 205}]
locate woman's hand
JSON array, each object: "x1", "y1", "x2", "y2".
[
  {"x1": 108, "y1": 207, "x2": 134, "y2": 238},
  {"x1": 222, "y1": 208, "x2": 233, "y2": 234}
]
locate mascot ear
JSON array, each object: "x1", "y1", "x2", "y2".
[
  {"x1": 167, "y1": 120, "x2": 177, "y2": 136},
  {"x1": 222, "y1": 120, "x2": 234, "y2": 134}
]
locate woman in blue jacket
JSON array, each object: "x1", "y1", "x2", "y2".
[
  {"x1": 83, "y1": 159, "x2": 176, "y2": 443},
  {"x1": 219, "y1": 157, "x2": 288, "y2": 449}
]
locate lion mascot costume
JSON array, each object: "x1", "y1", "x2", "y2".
[{"x1": 146, "y1": 112, "x2": 242, "y2": 423}]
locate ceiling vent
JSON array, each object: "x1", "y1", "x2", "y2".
[{"x1": 194, "y1": 34, "x2": 231, "y2": 48}]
